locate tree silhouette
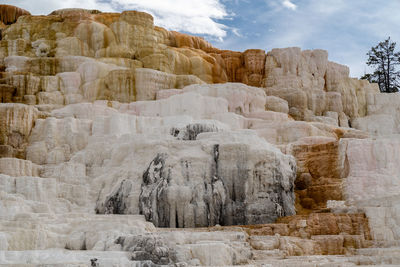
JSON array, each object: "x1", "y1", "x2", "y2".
[{"x1": 362, "y1": 37, "x2": 400, "y2": 93}]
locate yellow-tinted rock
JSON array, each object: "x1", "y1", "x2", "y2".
[
  {"x1": 288, "y1": 137, "x2": 344, "y2": 212},
  {"x1": 262, "y1": 47, "x2": 379, "y2": 121},
  {"x1": 0, "y1": 157, "x2": 40, "y2": 176},
  {"x1": 120, "y1": 10, "x2": 154, "y2": 28},
  {"x1": 242, "y1": 49, "x2": 266, "y2": 87},
  {"x1": 103, "y1": 69, "x2": 136, "y2": 102},
  {"x1": 0, "y1": 5, "x2": 30, "y2": 26},
  {"x1": 0, "y1": 8, "x2": 379, "y2": 116},
  {"x1": 134, "y1": 68, "x2": 176, "y2": 101},
  {"x1": 220, "y1": 51, "x2": 242, "y2": 82},
  {"x1": 170, "y1": 31, "x2": 217, "y2": 52},
  {"x1": 0, "y1": 104, "x2": 39, "y2": 158},
  {"x1": 74, "y1": 21, "x2": 116, "y2": 54}
]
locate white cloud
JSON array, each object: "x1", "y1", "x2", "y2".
[
  {"x1": 117, "y1": 0, "x2": 230, "y2": 40},
  {"x1": 282, "y1": 0, "x2": 297, "y2": 10},
  {"x1": 0, "y1": 0, "x2": 230, "y2": 39},
  {"x1": 232, "y1": 28, "x2": 242, "y2": 37}
]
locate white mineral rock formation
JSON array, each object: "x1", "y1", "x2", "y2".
[
  {"x1": 342, "y1": 137, "x2": 400, "y2": 243},
  {"x1": 1, "y1": 5, "x2": 400, "y2": 267},
  {"x1": 0, "y1": 83, "x2": 299, "y2": 266}
]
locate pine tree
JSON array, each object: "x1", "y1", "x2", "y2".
[{"x1": 362, "y1": 37, "x2": 400, "y2": 93}]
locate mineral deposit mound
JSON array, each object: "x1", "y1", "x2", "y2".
[{"x1": 1, "y1": 4, "x2": 400, "y2": 266}]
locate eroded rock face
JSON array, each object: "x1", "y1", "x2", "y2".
[
  {"x1": 289, "y1": 137, "x2": 343, "y2": 212},
  {"x1": 138, "y1": 140, "x2": 296, "y2": 227},
  {"x1": 336, "y1": 136, "x2": 400, "y2": 248},
  {"x1": 0, "y1": 104, "x2": 40, "y2": 158},
  {"x1": 0, "y1": 7, "x2": 379, "y2": 123},
  {"x1": 116, "y1": 234, "x2": 174, "y2": 265},
  {"x1": 352, "y1": 93, "x2": 400, "y2": 135},
  {"x1": 87, "y1": 108, "x2": 296, "y2": 227},
  {"x1": 0, "y1": 11, "x2": 211, "y2": 106},
  {"x1": 170, "y1": 122, "x2": 224, "y2": 140},
  {"x1": 263, "y1": 47, "x2": 379, "y2": 122},
  {"x1": 27, "y1": 83, "x2": 291, "y2": 231},
  {"x1": 0, "y1": 5, "x2": 30, "y2": 27}
]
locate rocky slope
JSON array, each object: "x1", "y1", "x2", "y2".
[{"x1": 1, "y1": 5, "x2": 400, "y2": 267}]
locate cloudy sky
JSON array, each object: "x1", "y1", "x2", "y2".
[{"x1": 2, "y1": 0, "x2": 400, "y2": 77}]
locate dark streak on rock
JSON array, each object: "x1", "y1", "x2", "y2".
[
  {"x1": 170, "y1": 123, "x2": 219, "y2": 140},
  {"x1": 139, "y1": 153, "x2": 170, "y2": 227},
  {"x1": 96, "y1": 179, "x2": 132, "y2": 215}
]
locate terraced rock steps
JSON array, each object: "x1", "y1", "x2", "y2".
[
  {"x1": 1, "y1": 4, "x2": 400, "y2": 266},
  {"x1": 249, "y1": 212, "x2": 372, "y2": 256}
]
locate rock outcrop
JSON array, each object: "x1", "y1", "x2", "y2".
[
  {"x1": 1, "y1": 5, "x2": 400, "y2": 267},
  {"x1": 0, "y1": 7, "x2": 378, "y2": 124},
  {"x1": 136, "y1": 134, "x2": 295, "y2": 228},
  {"x1": 0, "y1": 103, "x2": 40, "y2": 158},
  {"x1": 264, "y1": 48, "x2": 379, "y2": 122},
  {"x1": 0, "y1": 5, "x2": 30, "y2": 27}
]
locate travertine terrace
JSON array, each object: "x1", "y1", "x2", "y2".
[{"x1": 1, "y1": 5, "x2": 400, "y2": 266}]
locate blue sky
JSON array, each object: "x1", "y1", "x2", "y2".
[
  {"x1": 215, "y1": 0, "x2": 400, "y2": 78},
  {"x1": 2, "y1": 0, "x2": 400, "y2": 77}
]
